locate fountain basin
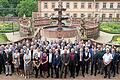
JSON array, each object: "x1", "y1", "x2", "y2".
[{"x1": 41, "y1": 26, "x2": 77, "y2": 38}]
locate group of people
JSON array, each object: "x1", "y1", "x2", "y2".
[{"x1": 0, "y1": 38, "x2": 120, "y2": 79}]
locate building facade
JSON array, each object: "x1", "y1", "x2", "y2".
[{"x1": 33, "y1": 0, "x2": 120, "y2": 19}]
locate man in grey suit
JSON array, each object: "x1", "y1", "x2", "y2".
[{"x1": 60, "y1": 49, "x2": 70, "y2": 78}]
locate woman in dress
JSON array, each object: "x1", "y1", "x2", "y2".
[
  {"x1": 41, "y1": 52, "x2": 48, "y2": 78},
  {"x1": 19, "y1": 49, "x2": 24, "y2": 76},
  {"x1": 33, "y1": 54, "x2": 40, "y2": 78},
  {"x1": 12, "y1": 49, "x2": 20, "y2": 75},
  {"x1": 23, "y1": 49, "x2": 31, "y2": 79}
]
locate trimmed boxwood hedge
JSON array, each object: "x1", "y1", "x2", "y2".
[
  {"x1": 100, "y1": 22, "x2": 120, "y2": 34},
  {"x1": 0, "y1": 23, "x2": 19, "y2": 33},
  {"x1": 0, "y1": 34, "x2": 9, "y2": 42},
  {"x1": 111, "y1": 36, "x2": 120, "y2": 44}
]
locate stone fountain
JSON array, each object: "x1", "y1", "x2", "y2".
[
  {"x1": 41, "y1": 0, "x2": 77, "y2": 39},
  {"x1": 33, "y1": 0, "x2": 100, "y2": 39}
]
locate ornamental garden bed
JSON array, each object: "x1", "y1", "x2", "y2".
[
  {"x1": 0, "y1": 34, "x2": 9, "y2": 42},
  {"x1": 100, "y1": 22, "x2": 120, "y2": 34},
  {"x1": 111, "y1": 35, "x2": 120, "y2": 44},
  {"x1": 0, "y1": 23, "x2": 19, "y2": 33}
]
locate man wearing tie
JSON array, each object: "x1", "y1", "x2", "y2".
[
  {"x1": 60, "y1": 49, "x2": 70, "y2": 78},
  {"x1": 83, "y1": 47, "x2": 91, "y2": 74},
  {"x1": 76, "y1": 48, "x2": 85, "y2": 77},
  {"x1": 53, "y1": 49, "x2": 61, "y2": 78},
  {"x1": 69, "y1": 48, "x2": 78, "y2": 78},
  {"x1": 111, "y1": 48, "x2": 117, "y2": 77},
  {"x1": 48, "y1": 49, "x2": 54, "y2": 78}
]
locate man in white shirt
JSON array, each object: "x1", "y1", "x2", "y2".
[
  {"x1": 103, "y1": 48, "x2": 113, "y2": 79},
  {"x1": 48, "y1": 49, "x2": 54, "y2": 78}
]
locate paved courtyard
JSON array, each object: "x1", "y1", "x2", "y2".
[{"x1": 0, "y1": 73, "x2": 120, "y2": 80}]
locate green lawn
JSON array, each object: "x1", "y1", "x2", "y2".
[
  {"x1": 0, "y1": 23, "x2": 19, "y2": 33},
  {"x1": 0, "y1": 34, "x2": 9, "y2": 42},
  {"x1": 100, "y1": 22, "x2": 120, "y2": 34}
]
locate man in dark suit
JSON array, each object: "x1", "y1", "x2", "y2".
[
  {"x1": 116, "y1": 48, "x2": 120, "y2": 74},
  {"x1": 53, "y1": 49, "x2": 61, "y2": 78},
  {"x1": 69, "y1": 48, "x2": 78, "y2": 78},
  {"x1": 83, "y1": 47, "x2": 91, "y2": 74},
  {"x1": 111, "y1": 48, "x2": 118, "y2": 77},
  {"x1": 48, "y1": 49, "x2": 54, "y2": 78},
  {"x1": 3, "y1": 49, "x2": 12, "y2": 76},
  {"x1": 76, "y1": 48, "x2": 85, "y2": 77},
  {"x1": 60, "y1": 49, "x2": 70, "y2": 78},
  {"x1": 91, "y1": 47, "x2": 99, "y2": 76},
  {"x1": 0, "y1": 50, "x2": 3, "y2": 74}
]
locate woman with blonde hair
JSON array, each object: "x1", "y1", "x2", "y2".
[{"x1": 13, "y1": 49, "x2": 20, "y2": 75}]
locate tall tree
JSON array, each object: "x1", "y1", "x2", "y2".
[
  {"x1": 16, "y1": 0, "x2": 37, "y2": 17},
  {"x1": 0, "y1": 0, "x2": 10, "y2": 16}
]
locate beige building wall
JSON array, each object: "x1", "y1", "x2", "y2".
[{"x1": 37, "y1": 0, "x2": 120, "y2": 18}]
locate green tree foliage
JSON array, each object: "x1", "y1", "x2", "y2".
[
  {"x1": 0, "y1": 0, "x2": 10, "y2": 16},
  {"x1": 16, "y1": 0, "x2": 37, "y2": 17}
]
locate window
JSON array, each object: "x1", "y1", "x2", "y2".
[
  {"x1": 95, "y1": 14, "x2": 98, "y2": 17},
  {"x1": 95, "y1": 3, "x2": 99, "y2": 8},
  {"x1": 88, "y1": 3, "x2": 92, "y2": 9},
  {"x1": 73, "y1": 13, "x2": 77, "y2": 18},
  {"x1": 44, "y1": 2, "x2": 48, "y2": 9},
  {"x1": 102, "y1": 14, "x2": 106, "y2": 18},
  {"x1": 81, "y1": 14, "x2": 84, "y2": 18},
  {"x1": 52, "y1": 3, "x2": 55, "y2": 8},
  {"x1": 66, "y1": 3, "x2": 70, "y2": 8},
  {"x1": 110, "y1": 3, "x2": 113, "y2": 9},
  {"x1": 116, "y1": 14, "x2": 120, "y2": 18},
  {"x1": 44, "y1": 13, "x2": 48, "y2": 17},
  {"x1": 81, "y1": 3, "x2": 85, "y2": 8},
  {"x1": 74, "y1": 3, "x2": 77, "y2": 9},
  {"x1": 109, "y1": 14, "x2": 112, "y2": 19},
  {"x1": 66, "y1": 13, "x2": 70, "y2": 16},
  {"x1": 117, "y1": 3, "x2": 120, "y2": 9},
  {"x1": 103, "y1": 3, "x2": 106, "y2": 9},
  {"x1": 88, "y1": 14, "x2": 91, "y2": 18}
]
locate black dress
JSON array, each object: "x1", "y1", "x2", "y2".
[{"x1": 19, "y1": 54, "x2": 24, "y2": 70}]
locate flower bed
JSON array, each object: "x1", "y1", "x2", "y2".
[
  {"x1": 100, "y1": 22, "x2": 120, "y2": 34},
  {"x1": 111, "y1": 35, "x2": 120, "y2": 44},
  {"x1": 0, "y1": 23, "x2": 19, "y2": 33},
  {"x1": 0, "y1": 34, "x2": 9, "y2": 42}
]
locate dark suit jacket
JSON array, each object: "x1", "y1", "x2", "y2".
[
  {"x1": 61, "y1": 54, "x2": 70, "y2": 65},
  {"x1": 48, "y1": 53, "x2": 54, "y2": 63},
  {"x1": 53, "y1": 54, "x2": 61, "y2": 67},
  {"x1": 3, "y1": 51, "x2": 12, "y2": 65},
  {"x1": 69, "y1": 53, "x2": 78, "y2": 66},
  {"x1": 0, "y1": 53, "x2": 3, "y2": 65}
]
